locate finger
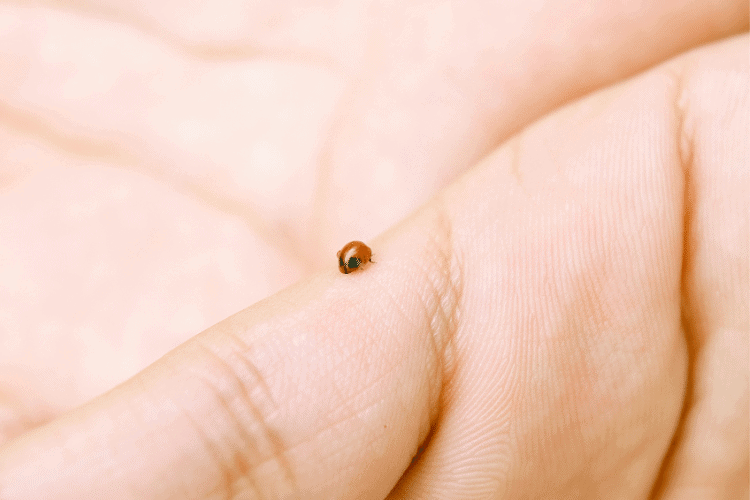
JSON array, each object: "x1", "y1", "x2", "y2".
[
  {"x1": 0, "y1": 219, "x2": 455, "y2": 500},
  {"x1": 651, "y1": 36, "x2": 749, "y2": 499},
  {"x1": 386, "y1": 34, "x2": 747, "y2": 500}
]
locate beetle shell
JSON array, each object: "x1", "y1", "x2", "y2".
[{"x1": 337, "y1": 241, "x2": 373, "y2": 274}]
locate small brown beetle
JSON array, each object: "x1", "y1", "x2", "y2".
[{"x1": 337, "y1": 241, "x2": 373, "y2": 274}]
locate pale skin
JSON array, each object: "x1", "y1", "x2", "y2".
[{"x1": 0, "y1": 1, "x2": 747, "y2": 499}]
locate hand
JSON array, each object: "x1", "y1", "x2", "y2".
[{"x1": 0, "y1": 1, "x2": 747, "y2": 498}]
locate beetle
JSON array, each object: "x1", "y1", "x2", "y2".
[{"x1": 337, "y1": 241, "x2": 373, "y2": 274}]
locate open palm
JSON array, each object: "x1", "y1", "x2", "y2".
[{"x1": 0, "y1": 1, "x2": 747, "y2": 499}]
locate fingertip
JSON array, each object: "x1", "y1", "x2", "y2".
[{"x1": 0, "y1": 241, "x2": 451, "y2": 499}]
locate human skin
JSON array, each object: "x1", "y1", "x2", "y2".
[{"x1": 0, "y1": 1, "x2": 747, "y2": 499}]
